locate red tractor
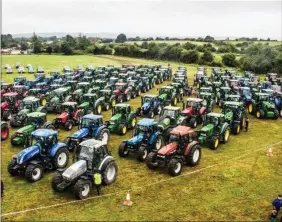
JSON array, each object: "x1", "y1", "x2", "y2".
[
  {"x1": 146, "y1": 125, "x2": 201, "y2": 176},
  {"x1": 113, "y1": 82, "x2": 132, "y2": 103},
  {"x1": 52, "y1": 102, "x2": 84, "y2": 131},
  {"x1": 1, "y1": 82, "x2": 13, "y2": 96},
  {"x1": 13, "y1": 85, "x2": 28, "y2": 99},
  {"x1": 182, "y1": 98, "x2": 207, "y2": 128},
  {"x1": 1, "y1": 92, "x2": 22, "y2": 121}
]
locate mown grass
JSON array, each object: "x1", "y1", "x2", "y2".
[{"x1": 1, "y1": 55, "x2": 282, "y2": 221}]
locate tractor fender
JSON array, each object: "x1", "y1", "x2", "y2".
[
  {"x1": 94, "y1": 99, "x2": 103, "y2": 109},
  {"x1": 199, "y1": 107, "x2": 206, "y2": 115},
  {"x1": 36, "y1": 106, "x2": 45, "y2": 112},
  {"x1": 49, "y1": 143, "x2": 68, "y2": 157},
  {"x1": 94, "y1": 125, "x2": 107, "y2": 137},
  {"x1": 124, "y1": 88, "x2": 130, "y2": 94},
  {"x1": 73, "y1": 109, "x2": 82, "y2": 121},
  {"x1": 220, "y1": 123, "x2": 230, "y2": 135},
  {"x1": 149, "y1": 131, "x2": 161, "y2": 145},
  {"x1": 184, "y1": 141, "x2": 199, "y2": 156},
  {"x1": 42, "y1": 121, "x2": 53, "y2": 128},
  {"x1": 98, "y1": 156, "x2": 114, "y2": 171}
]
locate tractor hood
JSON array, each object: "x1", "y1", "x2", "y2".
[
  {"x1": 62, "y1": 159, "x2": 87, "y2": 180},
  {"x1": 182, "y1": 107, "x2": 192, "y2": 116},
  {"x1": 17, "y1": 145, "x2": 40, "y2": 165},
  {"x1": 113, "y1": 89, "x2": 120, "y2": 95},
  {"x1": 111, "y1": 113, "x2": 121, "y2": 121},
  {"x1": 58, "y1": 112, "x2": 69, "y2": 119},
  {"x1": 262, "y1": 101, "x2": 275, "y2": 109},
  {"x1": 1, "y1": 101, "x2": 8, "y2": 110},
  {"x1": 158, "y1": 118, "x2": 170, "y2": 130},
  {"x1": 17, "y1": 124, "x2": 35, "y2": 134},
  {"x1": 72, "y1": 128, "x2": 89, "y2": 139},
  {"x1": 18, "y1": 109, "x2": 29, "y2": 115},
  {"x1": 73, "y1": 89, "x2": 82, "y2": 94},
  {"x1": 158, "y1": 143, "x2": 177, "y2": 155},
  {"x1": 201, "y1": 124, "x2": 214, "y2": 132},
  {"x1": 142, "y1": 102, "x2": 151, "y2": 110},
  {"x1": 79, "y1": 101, "x2": 89, "y2": 109},
  {"x1": 159, "y1": 94, "x2": 167, "y2": 101},
  {"x1": 244, "y1": 95, "x2": 251, "y2": 101},
  {"x1": 127, "y1": 134, "x2": 144, "y2": 145}
]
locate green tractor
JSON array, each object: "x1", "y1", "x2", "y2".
[
  {"x1": 46, "y1": 87, "x2": 71, "y2": 113},
  {"x1": 79, "y1": 93, "x2": 111, "y2": 115},
  {"x1": 153, "y1": 71, "x2": 164, "y2": 84},
  {"x1": 106, "y1": 104, "x2": 137, "y2": 135},
  {"x1": 158, "y1": 86, "x2": 178, "y2": 106},
  {"x1": 10, "y1": 97, "x2": 47, "y2": 127},
  {"x1": 215, "y1": 87, "x2": 232, "y2": 107},
  {"x1": 248, "y1": 93, "x2": 279, "y2": 119},
  {"x1": 197, "y1": 112, "x2": 231, "y2": 149},
  {"x1": 222, "y1": 101, "x2": 247, "y2": 135},
  {"x1": 158, "y1": 106, "x2": 187, "y2": 142},
  {"x1": 10, "y1": 112, "x2": 55, "y2": 146},
  {"x1": 93, "y1": 79, "x2": 107, "y2": 90},
  {"x1": 198, "y1": 92, "x2": 215, "y2": 113},
  {"x1": 97, "y1": 89, "x2": 118, "y2": 108},
  {"x1": 170, "y1": 82, "x2": 184, "y2": 102},
  {"x1": 67, "y1": 82, "x2": 91, "y2": 103}
]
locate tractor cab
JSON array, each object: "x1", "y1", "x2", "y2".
[
  {"x1": 50, "y1": 84, "x2": 61, "y2": 91},
  {"x1": 254, "y1": 93, "x2": 270, "y2": 103},
  {"x1": 34, "y1": 72, "x2": 46, "y2": 81},
  {"x1": 160, "y1": 106, "x2": 180, "y2": 123},
  {"x1": 118, "y1": 73, "x2": 129, "y2": 81},
  {"x1": 61, "y1": 102, "x2": 78, "y2": 115},
  {"x1": 66, "y1": 80, "x2": 78, "y2": 91},
  {"x1": 159, "y1": 86, "x2": 175, "y2": 95},
  {"x1": 205, "y1": 113, "x2": 224, "y2": 128},
  {"x1": 30, "y1": 129, "x2": 58, "y2": 153},
  {"x1": 13, "y1": 85, "x2": 27, "y2": 98},
  {"x1": 142, "y1": 94, "x2": 158, "y2": 104},
  {"x1": 50, "y1": 71, "x2": 60, "y2": 78},
  {"x1": 199, "y1": 86, "x2": 213, "y2": 94},
  {"x1": 14, "y1": 76, "x2": 26, "y2": 85},
  {"x1": 1, "y1": 82, "x2": 13, "y2": 95},
  {"x1": 93, "y1": 80, "x2": 107, "y2": 89},
  {"x1": 20, "y1": 97, "x2": 41, "y2": 111},
  {"x1": 36, "y1": 82, "x2": 48, "y2": 93},
  {"x1": 169, "y1": 126, "x2": 193, "y2": 149},
  {"x1": 266, "y1": 73, "x2": 278, "y2": 83},
  {"x1": 81, "y1": 93, "x2": 98, "y2": 106},
  {"x1": 226, "y1": 94, "x2": 241, "y2": 102},
  {"x1": 261, "y1": 81, "x2": 272, "y2": 90},
  {"x1": 134, "y1": 118, "x2": 159, "y2": 137},
  {"x1": 184, "y1": 98, "x2": 203, "y2": 111},
  {"x1": 26, "y1": 112, "x2": 47, "y2": 128},
  {"x1": 79, "y1": 114, "x2": 103, "y2": 130},
  {"x1": 109, "y1": 77, "x2": 119, "y2": 86},
  {"x1": 2, "y1": 92, "x2": 19, "y2": 106},
  {"x1": 114, "y1": 82, "x2": 127, "y2": 92},
  {"x1": 112, "y1": 104, "x2": 131, "y2": 117},
  {"x1": 76, "y1": 82, "x2": 90, "y2": 93}
]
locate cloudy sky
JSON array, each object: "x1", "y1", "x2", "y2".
[{"x1": 2, "y1": 0, "x2": 282, "y2": 39}]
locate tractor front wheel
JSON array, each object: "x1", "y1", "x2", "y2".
[
  {"x1": 146, "y1": 152, "x2": 158, "y2": 170},
  {"x1": 118, "y1": 124, "x2": 127, "y2": 135},
  {"x1": 54, "y1": 148, "x2": 69, "y2": 169},
  {"x1": 64, "y1": 120, "x2": 74, "y2": 131},
  {"x1": 137, "y1": 145, "x2": 149, "y2": 162},
  {"x1": 189, "y1": 117, "x2": 197, "y2": 128},
  {"x1": 223, "y1": 128, "x2": 230, "y2": 143},
  {"x1": 25, "y1": 164, "x2": 43, "y2": 182},
  {"x1": 231, "y1": 123, "x2": 240, "y2": 135},
  {"x1": 2, "y1": 110, "x2": 11, "y2": 121},
  {"x1": 118, "y1": 142, "x2": 129, "y2": 157},
  {"x1": 168, "y1": 158, "x2": 183, "y2": 177},
  {"x1": 1, "y1": 122, "x2": 9, "y2": 141},
  {"x1": 153, "y1": 135, "x2": 164, "y2": 150},
  {"x1": 51, "y1": 172, "x2": 65, "y2": 192},
  {"x1": 256, "y1": 109, "x2": 264, "y2": 119},
  {"x1": 148, "y1": 111, "x2": 154, "y2": 119},
  {"x1": 96, "y1": 104, "x2": 102, "y2": 115},
  {"x1": 7, "y1": 158, "x2": 19, "y2": 176},
  {"x1": 209, "y1": 136, "x2": 219, "y2": 150},
  {"x1": 73, "y1": 179, "x2": 92, "y2": 200},
  {"x1": 102, "y1": 161, "x2": 118, "y2": 185},
  {"x1": 273, "y1": 109, "x2": 279, "y2": 120},
  {"x1": 186, "y1": 145, "x2": 201, "y2": 166},
  {"x1": 97, "y1": 128, "x2": 110, "y2": 145}
]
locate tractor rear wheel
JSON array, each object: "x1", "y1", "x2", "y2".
[
  {"x1": 126, "y1": 93, "x2": 131, "y2": 101},
  {"x1": 146, "y1": 152, "x2": 158, "y2": 170},
  {"x1": 279, "y1": 109, "x2": 282, "y2": 117},
  {"x1": 10, "y1": 134, "x2": 19, "y2": 146},
  {"x1": 64, "y1": 120, "x2": 74, "y2": 131},
  {"x1": 102, "y1": 161, "x2": 118, "y2": 185},
  {"x1": 148, "y1": 111, "x2": 154, "y2": 119},
  {"x1": 223, "y1": 128, "x2": 230, "y2": 143},
  {"x1": 51, "y1": 172, "x2": 65, "y2": 192},
  {"x1": 25, "y1": 164, "x2": 43, "y2": 182},
  {"x1": 189, "y1": 117, "x2": 197, "y2": 128},
  {"x1": 209, "y1": 136, "x2": 219, "y2": 150},
  {"x1": 117, "y1": 96, "x2": 123, "y2": 103},
  {"x1": 273, "y1": 109, "x2": 279, "y2": 120},
  {"x1": 118, "y1": 142, "x2": 129, "y2": 157},
  {"x1": 54, "y1": 148, "x2": 69, "y2": 169},
  {"x1": 168, "y1": 158, "x2": 183, "y2": 177},
  {"x1": 2, "y1": 110, "x2": 11, "y2": 121},
  {"x1": 231, "y1": 123, "x2": 240, "y2": 135},
  {"x1": 153, "y1": 135, "x2": 164, "y2": 150},
  {"x1": 137, "y1": 89, "x2": 141, "y2": 96},
  {"x1": 73, "y1": 179, "x2": 92, "y2": 200},
  {"x1": 186, "y1": 145, "x2": 201, "y2": 166},
  {"x1": 137, "y1": 144, "x2": 149, "y2": 162},
  {"x1": 111, "y1": 99, "x2": 116, "y2": 107},
  {"x1": 97, "y1": 128, "x2": 110, "y2": 145},
  {"x1": 7, "y1": 158, "x2": 19, "y2": 176},
  {"x1": 103, "y1": 104, "x2": 110, "y2": 111}
]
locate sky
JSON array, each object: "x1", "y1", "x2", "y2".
[{"x1": 2, "y1": 0, "x2": 282, "y2": 39}]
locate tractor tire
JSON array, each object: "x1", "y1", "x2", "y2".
[
  {"x1": 189, "y1": 117, "x2": 197, "y2": 128},
  {"x1": 41, "y1": 108, "x2": 47, "y2": 114},
  {"x1": 186, "y1": 144, "x2": 201, "y2": 166},
  {"x1": 273, "y1": 109, "x2": 279, "y2": 120},
  {"x1": 1, "y1": 122, "x2": 9, "y2": 141},
  {"x1": 256, "y1": 109, "x2": 264, "y2": 119},
  {"x1": 2, "y1": 110, "x2": 11, "y2": 121},
  {"x1": 25, "y1": 164, "x2": 43, "y2": 182},
  {"x1": 63, "y1": 137, "x2": 71, "y2": 149},
  {"x1": 137, "y1": 89, "x2": 141, "y2": 96},
  {"x1": 168, "y1": 158, "x2": 183, "y2": 177},
  {"x1": 7, "y1": 159, "x2": 19, "y2": 176},
  {"x1": 10, "y1": 116, "x2": 18, "y2": 128},
  {"x1": 73, "y1": 179, "x2": 92, "y2": 200},
  {"x1": 142, "y1": 87, "x2": 147, "y2": 93},
  {"x1": 231, "y1": 123, "x2": 240, "y2": 135},
  {"x1": 51, "y1": 172, "x2": 65, "y2": 192},
  {"x1": 146, "y1": 152, "x2": 158, "y2": 170},
  {"x1": 137, "y1": 144, "x2": 149, "y2": 162},
  {"x1": 55, "y1": 105, "x2": 62, "y2": 114},
  {"x1": 96, "y1": 104, "x2": 102, "y2": 115},
  {"x1": 102, "y1": 161, "x2": 118, "y2": 185},
  {"x1": 103, "y1": 104, "x2": 110, "y2": 111},
  {"x1": 148, "y1": 111, "x2": 154, "y2": 119},
  {"x1": 117, "y1": 96, "x2": 123, "y2": 104},
  {"x1": 110, "y1": 98, "x2": 116, "y2": 108},
  {"x1": 118, "y1": 142, "x2": 129, "y2": 157},
  {"x1": 240, "y1": 116, "x2": 246, "y2": 130},
  {"x1": 153, "y1": 135, "x2": 164, "y2": 150},
  {"x1": 171, "y1": 97, "x2": 177, "y2": 106},
  {"x1": 132, "y1": 91, "x2": 137, "y2": 99},
  {"x1": 248, "y1": 103, "x2": 253, "y2": 114},
  {"x1": 97, "y1": 128, "x2": 110, "y2": 145},
  {"x1": 118, "y1": 124, "x2": 127, "y2": 135},
  {"x1": 43, "y1": 122, "x2": 55, "y2": 130},
  {"x1": 209, "y1": 136, "x2": 219, "y2": 150},
  {"x1": 126, "y1": 93, "x2": 131, "y2": 101},
  {"x1": 155, "y1": 105, "x2": 162, "y2": 115},
  {"x1": 130, "y1": 117, "x2": 137, "y2": 129},
  {"x1": 64, "y1": 120, "x2": 74, "y2": 131},
  {"x1": 223, "y1": 128, "x2": 231, "y2": 143},
  {"x1": 10, "y1": 134, "x2": 19, "y2": 146},
  {"x1": 54, "y1": 148, "x2": 69, "y2": 169}
]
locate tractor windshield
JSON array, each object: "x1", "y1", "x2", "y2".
[
  {"x1": 259, "y1": 95, "x2": 269, "y2": 101},
  {"x1": 159, "y1": 88, "x2": 170, "y2": 95},
  {"x1": 207, "y1": 116, "x2": 219, "y2": 126},
  {"x1": 115, "y1": 85, "x2": 124, "y2": 90},
  {"x1": 63, "y1": 105, "x2": 73, "y2": 113},
  {"x1": 162, "y1": 109, "x2": 176, "y2": 118},
  {"x1": 78, "y1": 146, "x2": 93, "y2": 163},
  {"x1": 144, "y1": 97, "x2": 153, "y2": 103},
  {"x1": 113, "y1": 106, "x2": 126, "y2": 115},
  {"x1": 187, "y1": 101, "x2": 197, "y2": 108},
  {"x1": 169, "y1": 134, "x2": 180, "y2": 144},
  {"x1": 242, "y1": 88, "x2": 250, "y2": 96}
]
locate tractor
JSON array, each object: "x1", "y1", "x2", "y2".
[
  {"x1": 170, "y1": 82, "x2": 184, "y2": 102},
  {"x1": 119, "y1": 118, "x2": 164, "y2": 162},
  {"x1": 63, "y1": 114, "x2": 110, "y2": 151},
  {"x1": 127, "y1": 80, "x2": 142, "y2": 98},
  {"x1": 113, "y1": 82, "x2": 132, "y2": 103},
  {"x1": 239, "y1": 87, "x2": 253, "y2": 109},
  {"x1": 11, "y1": 112, "x2": 55, "y2": 146},
  {"x1": 96, "y1": 89, "x2": 118, "y2": 109},
  {"x1": 14, "y1": 76, "x2": 27, "y2": 86},
  {"x1": 248, "y1": 93, "x2": 279, "y2": 119},
  {"x1": 228, "y1": 79, "x2": 240, "y2": 94},
  {"x1": 266, "y1": 73, "x2": 278, "y2": 84},
  {"x1": 146, "y1": 125, "x2": 201, "y2": 176},
  {"x1": 140, "y1": 76, "x2": 151, "y2": 92},
  {"x1": 136, "y1": 94, "x2": 163, "y2": 118},
  {"x1": 196, "y1": 112, "x2": 231, "y2": 149},
  {"x1": 158, "y1": 106, "x2": 187, "y2": 142},
  {"x1": 181, "y1": 98, "x2": 207, "y2": 128},
  {"x1": 10, "y1": 97, "x2": 47, "y2": 127},
  {"x1": 153, "y1": 71, "x2": 164, "y2": 84},
  {"x1": 13, "y1": 85, "x2": 28, "y2": 99},
  {"x1": 1, "y1": 122, "x2": 9, "y2": 141},
  {"x1": 106, "y1": 104, "x2": 137, "y2": 135},
  {"x1": 215, "y1": 87, "x2": 232, "y2": 107},
  {"x1": 51, "y1": 139, "x2": 117, "y2": 199},
  {"x1": 79, "y1": 93, "x2": 107, "y2": 115},
  {"x1": 198, "y1": 92, "x2": 215, "y2": 113},
  {"x1": 1, "y1": 92, "x2": 22, "y2": 121},
  {"x1": 8, "y1": 129, "x2": 69, "y2": 182},
  {"x1": 67, "y1": 82, "x2": 91, "y2": 103},
  {"x1": 45, "y1": 87, "x2": 71, "y2": 113},
  {"x1": 158, "y1": 86, "x2": 178, "y2": 106},
  {"x1": 222, "y1": 101, "x2": 247, "y2": 135},
  {"x1": 1, "y1": 82, "x2": 13, "y2": 96}
]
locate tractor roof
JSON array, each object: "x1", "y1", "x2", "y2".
[
  {"x1": 84, "y1": 93, "x2": 97, "y2": 97},
  {"x1": 80, "y1": 139, "x2": 107, "y2": 149},
  {"x1": 207, "y1": 112, "x2": 224, "y2": 118},
  {"x1": 240, "y1": 86, "x2": 250, "y2": 90},
  {"x1": 144, "y1": 94, "x2": 158, "y2": 98},
  {"x1": 27, "y1": 112, "x2": 46, "y2": 118},
  {"x1": 62, "y1": 101, "x2": 77, "y2": 106},
  {"x1": 224, "y1": 101, "x2": 243, "y2": 107},
  {"x1": 199, "y1": 92, "x2": 212, "y2": 96},
  {"x1": 228, "y1": 94, "x2": 240, "y2": 98},
  {"x1": 32, "y1": 129, "x2": 57, "y2": 137},
  {"x1": 220, "y1": 87, "x2": 231, "y2": 90},
  {"x1": 115, "y1": 82, "x2": 127, "y2": 86},
  {"x1": 170, "y1": 125, "x2": 193, "y2": 136},
  {"x1": 200, "y1": 87, "x2": 212, "y2": 90},
  {"x1": 83, "y1": 114, "x2": 102, "y2": 120},
  {"x1": 23, "y1": 96, "x2": 39, "y2": 102},
  {"x1": 13, "y1": 85, "x2": 25, "y2": 88},
  {"x1": 137, "y1": 118, "x2": 157, "y2": 126},
  {"x1": 114, "y1": 103, "x2": 130, "y2": 108},
  {"x1": 262, "y1": 89, "x2": 274, "y2": 93},
  {"x1": 163, "y1": 106, "x2": 180, "y2": 111},
  {"x1": 78, "y1": 82, "x2": 90, "y2": 85},
  {"x1": 187, "y1": 98, "x2": 203, "y2": 102},
  {"x1": 255, "y1": 93, "x2": 270, "y2": 96},
  {"x1": 54, "y1": 88, "x2": 68, "y2": 93},
  {"x1": 2, "y1": 82, "x2": 12, "y2": 86},
  {"x1": 3, "y1": 92, "x2": 18, "y2": 97},
  {"x1": 100, "y1": 89, "x2": 111, "y2": 93},
  {"x1": 161, "y1": 86, "x2": 173, "y2": 89}
]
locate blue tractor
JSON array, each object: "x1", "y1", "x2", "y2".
[
  {"x1": 118, "y1": 118, "x2": 164, "y2": 162},
  {"x1": 63, "y1": 114, "x2": 110, "y2": 151},
  {"x1": 7, "y1": 129, "x2": 69, "y2": 182},
  {"x1": 136, "y1": 94, "x2": 163, "y2": 118}
]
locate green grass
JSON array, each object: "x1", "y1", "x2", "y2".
[{"x1": 1, "y1": 55, "x2": 282, "y2": 221}]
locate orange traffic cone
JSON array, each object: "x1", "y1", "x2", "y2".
[
  {"x1": 267, "y1": 147, "x2": 273, "y2": 157},
  {"x1": 123, "y1": 191, "x2": 133, "y2": 206}
]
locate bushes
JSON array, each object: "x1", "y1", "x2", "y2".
[
  {"x1": 180, "y1": 50, "x2": 199, "y2": 63},
  {"x1": 199, "y1": 51, "x2": 214, "y2": 65},
  {"x1": 222, "y1": 54, "x2": 238, "y2": 67}
]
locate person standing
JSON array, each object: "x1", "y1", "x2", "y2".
[
  {"x1": 94, "y1": 172, "x2": 102, "y2": 195},
  {"x1": 245, "y1": 117, "x2": 249, "y2": 132},
  {"x1": 272, "y1": 194, "x2": 282, "y2": 214}
]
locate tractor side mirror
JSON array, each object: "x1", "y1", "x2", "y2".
[{"x1": 182, "y1": 102, "x2": 185, "y2": 110}]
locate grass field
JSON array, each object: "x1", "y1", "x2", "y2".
[{"x1": 1, "y1": 55, "x2": 282, "y2": 221}]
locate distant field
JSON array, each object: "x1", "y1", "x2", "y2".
[{"x1": 1, "y1": 55, "x2": 282, "y2": 221}]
